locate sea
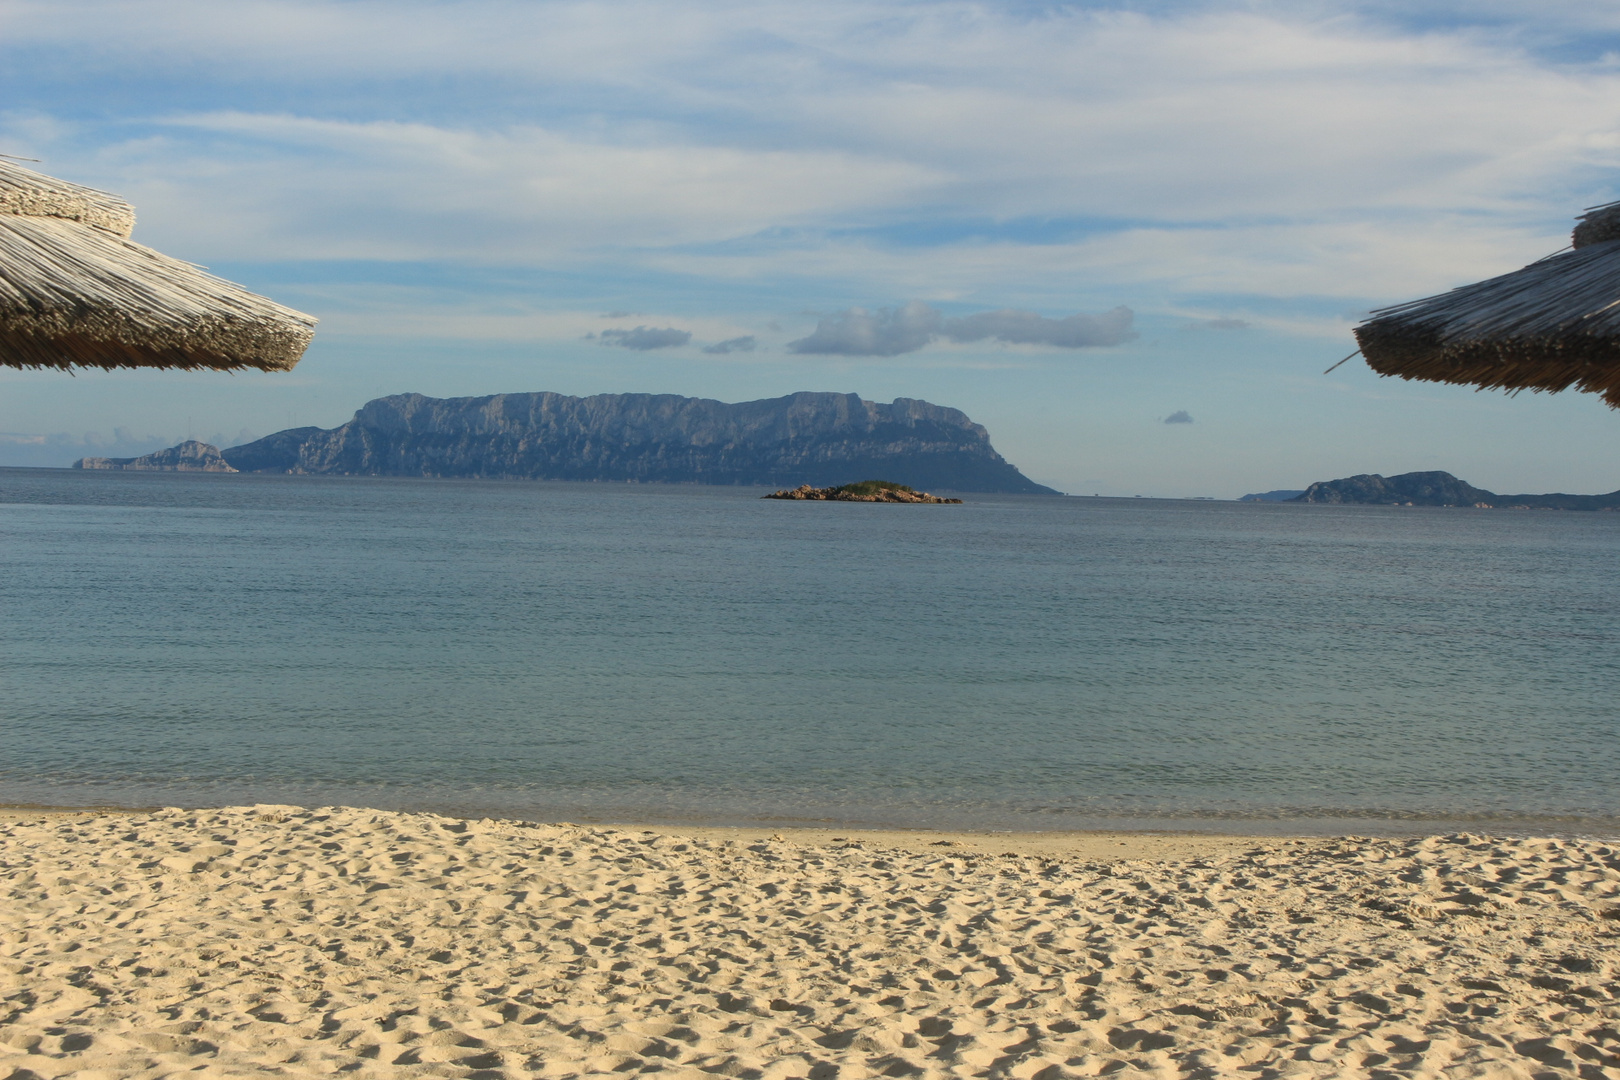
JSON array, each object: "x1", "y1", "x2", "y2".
[{"x1": 2, "y1": 467, "x2": 1617, "y2": 836}]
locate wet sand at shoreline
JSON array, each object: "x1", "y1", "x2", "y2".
[
  {"x1": 0, "y1": 806, "x2": 1289, "y2": 861},
  {"x1": 3, "y1": 804, "x2": 1618, "y2": 1078}
]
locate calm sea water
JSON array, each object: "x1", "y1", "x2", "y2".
[{"x1": 2, "y1": 467, "x2": 1617, "y2": 835}]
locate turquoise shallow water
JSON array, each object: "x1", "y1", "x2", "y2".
[{"x1": 2, "y1": 467, "x2": 1617, "y2": 834}]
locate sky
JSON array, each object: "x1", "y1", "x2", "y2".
[{"x1": 3, "y1": 0, "x2": 1620, "y2": 496}]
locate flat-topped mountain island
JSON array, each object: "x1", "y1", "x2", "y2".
[{"x1": 77, "y1": 391, "x2": 1055, "y2": 494}]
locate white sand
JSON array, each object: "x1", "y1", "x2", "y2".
[{"x1": 2, "y1": 806, "x2": 1618, "y2": 1079}]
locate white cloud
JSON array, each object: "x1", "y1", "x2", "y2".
[
  {"x1": 788, "y1": 302, "x2": 942, "y2": 357},
  {"x1": 57, "y1": 113, "x2": 941, "y2": 262},
  {"x1": 3, "y1": 0, "x2": 1618, "y2": 329},
  {"x1": 635, "y1": 215, "x2": 1563, "y2": 326},
  {"x1": 787, "y1": 302, "x2": 1136, "y2": 355},
  {"x1": 285, "y1": 293, "x2": 756, "y2": 345},
  {"x1": 944, "y1": 307, "x2": 1136, "y2": 348}
]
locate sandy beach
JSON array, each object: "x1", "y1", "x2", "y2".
[{"x1": 2, "y1": 807, "x2": 1618, "y2": 1079}]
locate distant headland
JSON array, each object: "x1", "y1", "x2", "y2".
[
  {"x1": 1286, "y1": 470, "x2": 1620, "y2": 510},
  {"x1": 77, "y1": 440, "x2": 236, "y2": 473},
  {"x1": 72, "y1": 391, "x2": 1055, "y2": 495}
]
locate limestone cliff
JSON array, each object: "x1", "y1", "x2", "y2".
[{"x1": 221, "y1": 391, "x2": 1056, "y2": 493}]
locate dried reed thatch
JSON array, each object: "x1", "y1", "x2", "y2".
[
  {"x1": 1354, "y1": 203, "x2": 1620, "y2": 407},
  {"x1": 0, "y1": 159, "x2": 315, "y2": 372}
]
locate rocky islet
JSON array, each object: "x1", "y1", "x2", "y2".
[{"x1": 764, "y1": 481, "x2": 963, "y2": 503}]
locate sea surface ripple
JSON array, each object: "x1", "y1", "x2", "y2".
[{"x1": 2, "y1": 468, "x2": 1616, "y2": 834}]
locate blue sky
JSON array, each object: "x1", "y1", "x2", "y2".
[{"x1": 3, "y1": 0, "x2": 1620, "y2": 496}]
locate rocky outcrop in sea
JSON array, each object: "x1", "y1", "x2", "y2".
[
  {"x1": 74, "y1": 440, "x2": 237, "y2": 472},
  {"x1": 219, "y1": 391, "x2": 1054, "y2": 493},
  {"x1": 763, "y1": 482, "x2": 963, "y2": 503}
]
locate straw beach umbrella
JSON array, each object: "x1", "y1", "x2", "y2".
[
  {"x1": 0, "y1": 159, "x2": 315, "y2": 372},
  {"x1": 1352, "y1": 202, "x2": 1620, "y2": 407}
]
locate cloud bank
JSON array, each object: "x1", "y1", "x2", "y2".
[
  {"x1": 788, "y1": 303, "x2": 1134, "y2": 356},
  {"x1": 788, "y1": 302, "x2": 942, "y2": 357}
]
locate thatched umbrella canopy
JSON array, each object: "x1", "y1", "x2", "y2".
[
  {"x1": 0, "y1": 159, "x2": 315, "y2": 372},
  {"x1": 1354, "y1": 202, "x2": 1620, "y2": 407}
]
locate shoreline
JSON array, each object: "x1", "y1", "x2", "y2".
[
  {"x1": 0, "y1": 804, "x2": 1300, "y2": 861},
  {"x1": 4, "y1": 800, "x2": 1616, "y2": 847}
]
